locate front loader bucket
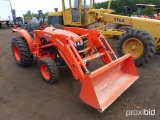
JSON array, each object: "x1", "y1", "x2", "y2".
[{"x1": 80, "y1": 54, "x2": 138, "y2": 112}]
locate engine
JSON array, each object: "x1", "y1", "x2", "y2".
[{"x1": 40, "y1": 37, "x2": 85, "y2": 66}]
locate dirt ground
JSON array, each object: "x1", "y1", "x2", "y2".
[{"x1": 0, "y1": 27, "x2": 160, "y2": 120}]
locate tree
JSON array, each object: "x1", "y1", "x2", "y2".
[
  {"x1": 94, "y1": 0, "x2": 160, "y2": 15},
  {"x1": 26, "y1": 10, "x2": 31, "y2": 15},
  {"x1": 23, "y1": 10, "x2": 49, "y2": 21}
]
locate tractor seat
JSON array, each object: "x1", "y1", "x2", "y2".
[{"x1": 26, "y1": 17, "x2": 39, "y2": 37}]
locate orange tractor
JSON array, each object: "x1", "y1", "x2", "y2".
[{"x1": 11, "y1": 10, "x2": 138, "y2": 112}]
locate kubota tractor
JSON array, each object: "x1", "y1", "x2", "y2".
[{"x1": 11, "y1": 10, "x2": 139, "y2": 112}]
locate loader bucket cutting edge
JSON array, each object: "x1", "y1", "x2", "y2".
[{"x1": 80, "y1": 54, "x2": 139, "y2": 112}]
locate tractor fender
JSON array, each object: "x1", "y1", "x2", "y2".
[{"x1": 13, "y1": 29, "x2": 35, "y2": 53}]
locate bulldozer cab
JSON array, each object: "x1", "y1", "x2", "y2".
[
  {"x1": 62, "y1": 0, "x2": 94, "y2": 26},
  {"x1": 48, "y1": 0, "x2": 114, "y2": 27}
]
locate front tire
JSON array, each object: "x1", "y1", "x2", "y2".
[
  {"x1": 39, "y1": 58, "x2": 60, "y2": 84},
  {"x1": 11, "y1": 37, "x2": 33, "y2": 67},
  {"x1": 117, "y1": 29, "x2": 156, "y2": 66}
]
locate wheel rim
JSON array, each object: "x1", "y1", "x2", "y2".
[
  {"x1": 122, "y1": 38, "x2": 144, "y2": 59},
  {"x1": 40, "y1": 64, "x2": 50, "y2": 80},
  {"x1": 13, "y1": 45, "x2": 20, "y2": 61}
]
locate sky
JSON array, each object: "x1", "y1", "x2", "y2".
[{"x1": 11, "y1": 0, "x2": 107, "y2": 14}]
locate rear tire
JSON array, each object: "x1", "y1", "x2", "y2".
[
  {"x1": 11, "y1": 37, "x2": 33, "y2": 67},
  {"x1": 117, "y1": 29, "x2": 156, "y2": 66},
  {"x1": 39, "y1": 58, "x2": 60, "y2": 84}
]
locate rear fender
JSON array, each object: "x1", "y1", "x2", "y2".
[{"x1": 13, "y1": 29, "x2": 35, "y2": 53}]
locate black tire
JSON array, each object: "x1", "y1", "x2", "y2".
[
  {"x1": 11, "y1": 37, "x2": 33, "y2": 67},
  {"x1": 117, "y1": 29, "x2": 156, "y2": 66},
  {"x1": 38, "y1": 58, "x2": 60, "y2": 84}
]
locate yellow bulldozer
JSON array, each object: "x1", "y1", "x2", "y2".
[{"x1": 48, "y1": 0, "x2": 160, "y2": 66}]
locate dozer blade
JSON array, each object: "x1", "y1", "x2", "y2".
[{"x1": 80, "y1": 54, "x2": 138, "y2": 112}]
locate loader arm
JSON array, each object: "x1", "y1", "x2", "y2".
[
  {"x1": 64, "y1": 28, "x2": 138, "y2": 112},
  {"x1": 102, "y1": 13, "x2": 160, "y2": 49}
]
